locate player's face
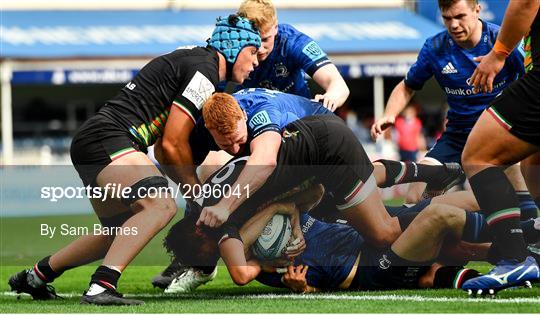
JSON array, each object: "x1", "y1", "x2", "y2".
[
  {"x1": 209, "y1": 119, "x2": 248, "y2": 155},
  {"x1": 232, "y1": 46, "x2": 259, "y2": 84},
  {"x1": 257, "y1": 24, "x2": 278, "y2": 62},
  {"x1": 440, "y1": 0, "x2": 481, "y2": 45}
]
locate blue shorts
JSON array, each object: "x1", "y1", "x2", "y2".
[
  {"x1": 385, "y1": 199, "x2": 432, "y2": 217},
  {"x1": 424, "y1": 131, "x2": 469, "y2": 164}
]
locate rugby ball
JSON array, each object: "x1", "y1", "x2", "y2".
[{"x1": 252, "y1": 214, "x2": 292, "y2": 261}]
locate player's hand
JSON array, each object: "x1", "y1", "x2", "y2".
[
  {"x1": 370, "y1": 116, "x2": 395, "y2": 140},
  {"x1": 286, "y1": 211, "x2": 306, "y2": 258},
  {"x1": 285, "y1": 237, "x2": 306, "y2": 259},
  {"x1": 314, "y1": 94, "x2": 340, "y2": 112},
  {"x1": 470, "y1": 50, "x2": 506, "y2": 94},
  {"x1": 197, "y1": 205, "x2": 229, "y2": 228},
  {"x1": 282, "y1": 265, "x2": 309, "y2": 293}
]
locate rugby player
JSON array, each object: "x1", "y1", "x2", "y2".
[
  {"x1": 370, "y1": 0, "x2": 538, "y2": 214},
  {"x1": 7, "y1": 15, "x2": 261, "y2": 306},
  {"x1": 196, "y1": 93, "x2": 465, "y2": 236},
  {"x1": 152, "y1": 0, "x2": 348, "y2": 289},
  {"x1": 155, "y1": 89, "x2": 463, "y2": 292},
  {"x1": 460, "y1": 0, "x2": 540, "y2": 294},
  {"x1": 237, "y1": 0, "x2": 349, "y2": 111},
  {"x1": 166, "y1": 179, "x2": 538, "y2": 293}
]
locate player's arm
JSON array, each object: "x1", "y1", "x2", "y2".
[
  {"x1": 312, "y1": 64, "x2": 350, "y2": 112},
  {"x1": 219, "y1": 237, "x2": 262, "y2": 286},
  {"x1": 370, "y1": 80, "x2": 416, "y2": 140},
  {"x1": 471, "y1": 0, "x2": 540, "y2": 93},
  {"x1": 279, "y1": 183, "x2": 325, "y2": 213},
  {"x1": 198, "y1": 131, "x2": 281, "y2": 228},
  {"x1": 161, "y1": 106, "x2": 200, "y2": 188},
  {"x1": 240, "y1": 200, "x2": 304, "y2": 258}
]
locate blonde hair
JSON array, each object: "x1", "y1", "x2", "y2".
[
  {"x1": 238, "y1": 0, "x2": 277, "y2": 33},
  {"x1": 203, "y1": 93, "x2": 244, "y2": 134}
]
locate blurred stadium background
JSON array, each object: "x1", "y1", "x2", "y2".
[{"x1": 1, "y1": 0, "x2": 511, "y2": 217}]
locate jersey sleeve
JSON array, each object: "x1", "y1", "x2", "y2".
[
  {"x1": 189, "y1": 118, "x2": 219, "y2": 165},
  {"x1": 247, "y1": 103, "x2": 283, "y2": 138},
  {"x1": 289, "y1": 30, "x2": 333, "y2": 77},
  {"x1": 404, "y1": 41, "x2": 434, "y2": 90},
  {"x1": 218, "y1": 222, "x2": 243, "y2": 245},
  {"x1": 172, "y1": 62, "x2": 217, "y2": 124}
]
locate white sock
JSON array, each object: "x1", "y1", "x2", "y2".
[
  {"x1": 27, "y1": 268, "x2": 45, "y2": 288},
  {"x1": 85, "y1": 283, "x2": 107, "y2": 296}
]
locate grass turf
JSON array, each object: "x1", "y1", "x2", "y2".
[{"x1": 1, "y1": 214, "x2": 539, "y2": 313}]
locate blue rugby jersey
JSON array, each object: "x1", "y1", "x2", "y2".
[
  {"x1": 404, "y1": 20, "x2": 525, "y2": 133},
  {"x1": 239, "y1": 24, "x2": 332, "y2": 98},
  {"x1": 189, "y1": 88, "x2": 331, "y2": 164},
  {"x1": 256, "y1": 213, "x2": 364, "y2": 290},
  {"x1": 234, "y1": 88, "x2": 331, "y2": 138}
]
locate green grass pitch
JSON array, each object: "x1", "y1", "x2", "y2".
[{"x1": 1, "y1": 214, "x2": 539, "y2": 313}]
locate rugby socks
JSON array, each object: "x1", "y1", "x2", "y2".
[
  {"x1": 461, "y1": 212, "x2": 486, "y2": 243},
  {"x1": 469, "y1": 167, "x2": 528, "y2": 261},
  {"x1": 27, "y1": 256, "x2": 63, "y2": 288},
  {"x1": 87, "y1": 265, "x2": 121, "y2": 295},
  {"x1": 462, "y1": 211, "x2": 538, "y2": 243},
  {"x1": 376, "y1": 159, "x2": 447, "y2": 188},
  {"x1": 517, "y1": 191, "x2": 539, "y2": 221},
  {"x1": 433, "y1": 267, "x2": 480, "y2": 289}
]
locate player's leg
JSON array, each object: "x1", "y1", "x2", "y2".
[
  {"x1": 461, "y1": 107, "x2": 540, "y2": 293},
  {"x1": 340, "y1": 183, "x2": 401, "y2": 248},
  {"x1": 404, "y1": 132, "x2": 466, "y2": 203},
  {"x1": 314, "y1": 116, "x2": 401, "y2": 248},
  {"x1": 79, "y1": 151, "x2": 176, "y2": 305},
  {"x1": 372, "y1": 159, "x2": 464, "y2": 191},
  {"x1": 392, "y1": 203, "x2": 465, "y2": 262},
  {"x1": 364, "y1": 204, "x2": 481, "y2": 290},
  {"x1": 7, "y1": 232, "x2": 115, "y2": 301}
]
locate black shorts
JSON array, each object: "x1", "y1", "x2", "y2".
[
  {"x1": 272, "y1": 115, "x2": 376, "y2": 211},
  {"x1": 70, "y1": 114, "x2": 142, "y2": 186},
  {"x1": 351, "y1": 247, "x2": 429, "y2": 290},
  {"x1": 489, "y1": 70, "x2": 540, "y2": 147}
]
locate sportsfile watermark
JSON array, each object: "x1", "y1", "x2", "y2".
[{"x1": 40, "y1": 183, "x2": 251, "y2": 202}]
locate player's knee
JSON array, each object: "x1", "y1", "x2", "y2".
[
  {"x1": 148, "y1": 197, "x2": 177, "y2": 227},
  {"x1": 423, "y1": 204, "x2": 457, "y2": 228},
  {"x1": 369, "y1": 223, "x2": 400, "y2": 248},
  {"x1": 124, "y1": 176, "x2": 177, "y2": 226}
]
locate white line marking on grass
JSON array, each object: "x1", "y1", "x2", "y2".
[{"x1": 3, "y1": 291, "x2": 540, "y2": 304}]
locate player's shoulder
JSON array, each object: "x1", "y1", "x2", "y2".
[
  {"x1": 278, "y1": 23, "x2": 313, "y2": 48},
  {"x1": 278, "y1": 23, "x2": 305, "y2": 38},
  {"x1": 423, "y1": 30, "x2": 452, "y2": 56},
  {"x1": 164, "y1": 46, "x2": 219, "y2": 69},
  {"x1": 483, "y1": 20, "x2": 501, "y2": 43}
]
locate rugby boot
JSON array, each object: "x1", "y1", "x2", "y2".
[
  {"x1": 80, "y1": 288, "x2": 143, "y2": 305},
  {"x1": 462, "y1": 256, "x2": 540, "y2": 296},
  {"x1": 8, "y1": 269, "x2": 61, "y2": 300},
  {"x1": 164, "y1": 266, "x2": 217, "y2": 294},
  {"x1": 424, "y1": 162, "x2": 465, "y2": 198},
  {"x1": 151, "y1": 258, "x2": 188, "y2": 289}
]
